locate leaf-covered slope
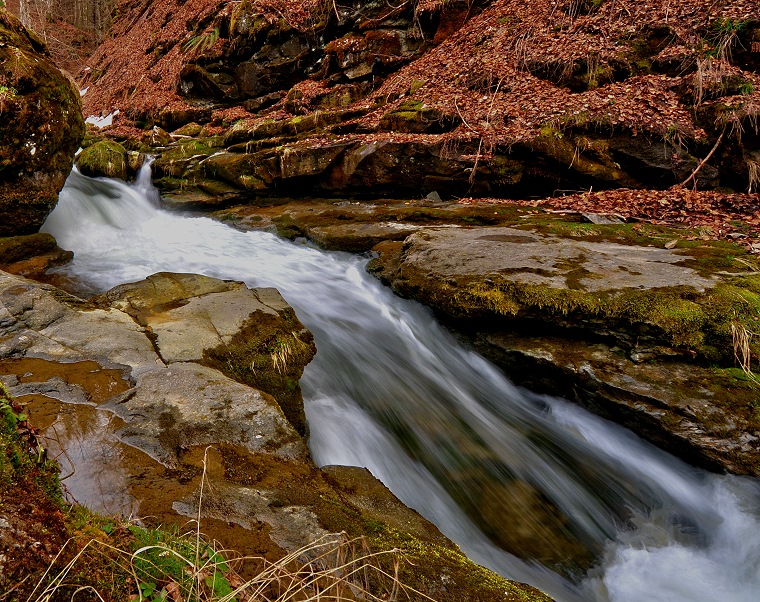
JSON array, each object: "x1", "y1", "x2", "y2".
[{"x1": 81, "y1": 0, "x2": 760, "y2": 197}]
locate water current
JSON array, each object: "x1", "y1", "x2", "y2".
[{"x1": 40, "y1": 166, "x2": 760, "y2": 601}]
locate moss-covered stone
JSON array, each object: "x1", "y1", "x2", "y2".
[
  {"x1": 378, "y1": 99, "x2": 455, "y2": 133},
  {"x1": 0, "y1": 10, "x2": 84, "y2": 235},
  {"x1": 77, "y1": 139, "x2": 129, "y2": 180},
  {"x1": 0, "y1": 232, "x2": 73, "y2": 278},
  {"x1": 203, "y1": 307, "x2": 316, "y2": 437}
]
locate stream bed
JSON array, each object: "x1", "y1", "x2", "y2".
[{"x1": 38, "y1": 167, "x2": 760, "y2": 602}]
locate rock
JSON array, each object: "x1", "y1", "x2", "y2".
[
  {"x1": 307, "y1": 222, "x2": 421, "y2": 252},
  {"x1": 76, "y1": 140, "x2": 128, "y2": 180},
  {"x1": 171, "y1": 122, "x2": 205, "y2": 137},
  {"x1": 100, "y1": 272, "x2": 316, "y2": 435},
  {"x1": 209, "y1": 199, "x2": 439, "y2": 252},
  {"x1": 378, "y1": 99, "x2": 456, "y2": 133},
  {"x1": 0, "y1": 269, "x2": 550, "y2": 601},
  {"x1": 368, "y1": 224, "x2": 760, "y2": 476},
  {"x1": 0, "y1": 233, "x2": 73, "y2": 279},
  {"x1": 0, "y1": 270, "x2": 310, "y2": 457},
  {"x1": 0, "y1": 10, "x2": 84, "y2": 236},
  {"x1": 478, "y1": 331, "x2": 760, "y2": 476}
]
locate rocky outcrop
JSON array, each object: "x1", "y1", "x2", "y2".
[
  {"x1": 84, "y1": 0, "x2": 760, "y2": 205},
  {"x1": 0, "y1": 233, "x2": 73, "y2": 280},
  {"x1": 364, "y1": 223, "x2": 760, "y2": 476},
  {"x1": 0, "y1": 269, "x2": 551, "y2": 602},
  {"x1": 0, "y1": 10, "x2": 84, "y2": 235}
]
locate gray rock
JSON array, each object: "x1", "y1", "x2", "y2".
[{"x1": 396, "y1": 226, "x2": 716, "y2": 292}]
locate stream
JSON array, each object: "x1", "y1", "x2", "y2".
[{"x1": 39, "y1": 166, "x2": 760, "y2": 602}]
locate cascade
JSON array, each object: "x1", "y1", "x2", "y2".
[{"x1": 40, "y1": 167, "x2": 760, "y2": 602}]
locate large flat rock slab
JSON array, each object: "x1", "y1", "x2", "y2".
[
  {"x1": 0, "y1": 270, "x2": 308, "y2": 462},
  {"x1": 400, "y1": 227, "x2": 716, "y2": 292}
]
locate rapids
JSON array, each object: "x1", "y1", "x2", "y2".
[{"x1": 40, "y1": 166, "x2": 760, "y2": 602}]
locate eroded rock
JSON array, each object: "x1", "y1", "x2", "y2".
[{"x1": 100, "y1": 272, "x2": 315, "y2": 434}]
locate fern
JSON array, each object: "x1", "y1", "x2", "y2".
[{"x1": 181, "y1": 27, "x2": 219, "y2": 54}]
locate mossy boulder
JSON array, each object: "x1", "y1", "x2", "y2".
[
  {"x1": 100, "y1": 273, "x2": 316, "y2": 436},
  {"x1": 77, "y1": 139, "x2": 129, "y2": 180},
  {"x1": 0, "y1": 10, "x2": 84, "y2": 236}
]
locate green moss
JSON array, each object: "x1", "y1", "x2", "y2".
[
  {"x1": 368, "y1": 527, "x2": 553, "y2": 602},
  {"x1": 201, "y1": 308, "x2": 316, "y2": 435},
  {"x1": 428, "y1": 267, "x2": 760, "y2": 364},
  {"x1": 155, "y1": 138, "x2": 220, "y2": 168},
  {"x1": 0, "y1": 383, "x2": 62, "y2": 502},
  {"x1": 77, "y1": 139, "x2": 128, "y2": 180},
  {"x1": 409, "y1": 79, "x2": 427, "y2": 94}
]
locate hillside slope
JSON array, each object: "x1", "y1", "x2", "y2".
[{"x1": 80, "y1": 0, "x2": 760, "y2": 198}]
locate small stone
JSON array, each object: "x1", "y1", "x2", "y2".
[{"x1": 425, "y1": 190, "x2": 442, "y2": 203}]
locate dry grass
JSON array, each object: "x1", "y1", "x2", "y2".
[
  {"x1": 27, "y1": 523, "x2": 432, "y2": 602},
  {"x1": 747, "y1": 160, "x2": 760, "y2": 194},
  {"x1": 26, "y1": 447, "x2": 436, "y2": 602},
  {"x1": 731, "y1": 320, "x2": 758, "y2": 382}
]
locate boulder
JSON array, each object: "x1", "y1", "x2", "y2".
[
  {"x1": 0, "y1": 10, "x2": 84, "y2": 235},
  {"x1": 0, "y1": 233, "x2": 72, "y2": 279},
  {"x1": 100, "y1": 272, "x2": 316, "y2": 435},
  {"x1": 77, "y1": 140, "x2": 129, "y2": 180}
]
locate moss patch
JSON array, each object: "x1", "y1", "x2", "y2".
[
  {"x1": 202, "y1": 308, "x2": 316, "y2": 436},
  {"x1": 77, "y1": 139, "x2": 128, "y2": 180},
  {"x1": 369, "y1": 527, "x2": 554, "y2": 602}
]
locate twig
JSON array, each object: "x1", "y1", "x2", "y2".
[
  {"x1": 680, "y1": 129, "x2": 725, "y2": 188},
  {"x1": 453, "y1": 98, "x2": 478, "y2": 134}
]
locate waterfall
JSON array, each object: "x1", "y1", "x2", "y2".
[{"x1": 41, "y1": 167, "x2": 760, "y2": 602}]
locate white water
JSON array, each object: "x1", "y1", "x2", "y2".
[{"x1": 42, "y1": 167, "x2": 760, "y2": 601}]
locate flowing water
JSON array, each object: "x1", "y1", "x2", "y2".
[{"x1": 40, "y1": 167, "x2": 760, "y2": 601}]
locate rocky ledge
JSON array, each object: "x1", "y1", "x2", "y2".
[
  {"x1": 215, "y1": 198, "x2": 760, "y2": 477},
  {"x1": 80, "y1": 0, "x2": 760, "y2": 208},
  {"x1": 371, "y1": 226, "x2": 760, "y2": 476},
  {"x1": 0, "y1": 269, "x2": 550, "y2": 602}
]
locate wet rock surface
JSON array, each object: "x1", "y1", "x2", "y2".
[{"x1": 0, "y1": 269, "x2": 546, "y2": 601}]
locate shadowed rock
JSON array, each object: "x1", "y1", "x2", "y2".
[{"x1": 0, "y1": 10, "x2": 84, "y2": 235}]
